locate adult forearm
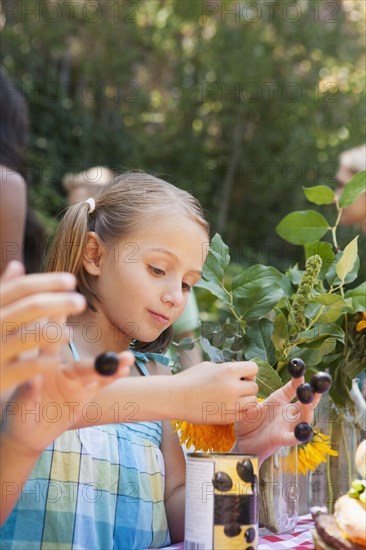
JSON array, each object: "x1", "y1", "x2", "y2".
[{"x1": 0, "y1": 434, "x2": 41, "y2": 524}]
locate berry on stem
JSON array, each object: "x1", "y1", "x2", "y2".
[
  {"x1": 287, "y1": 358, "x2": 306, "y2": 378},
  {"x1": 294, "y1": 422, "x2": 313, "y2": 442},
  {"x1": 296, "y1": 383, "x2": 315, "y2": 404},
  {"x1": 310, "y1": 372, "x2": 332, "y2": 394}
]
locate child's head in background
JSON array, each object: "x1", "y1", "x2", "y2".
[
  {"x1": 336, "y1": 144, "x2": 366, "y2": 233},
  {"x1": 47, "y1": 172, "x2": 209, "y2": 353}
]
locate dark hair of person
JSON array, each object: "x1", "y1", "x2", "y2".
[{"x1": 0, "y1": 68, "x2": 46, "y2": 273}]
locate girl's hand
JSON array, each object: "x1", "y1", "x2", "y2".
[
  {"x1": 232, "y1": 376, "x2": 321, "y2": 465},
  {"x1": 174, "y1": 361, "x2": 258, "y2": 424},
  {"x1": 0, "y1": 261, "x2": 86, "y2": 390},
  {"x1": 1, "y1": 351, "x2": 134, "y2": 456}
]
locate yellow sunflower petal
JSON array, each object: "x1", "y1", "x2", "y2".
[
  {"x1": 295, "y1": 429, "x2": 339, "y2": 475},
  {"x1": 172, "y1": 420, "x2": 236, "y2": 452}
]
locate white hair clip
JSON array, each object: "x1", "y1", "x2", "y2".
[{"x1": 84, "y1": 198, "x2": 96, "y2": 214}]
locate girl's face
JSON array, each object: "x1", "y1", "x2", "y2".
[{"x1": 90, "y1": 216, "x2": 208, "y2": 344}]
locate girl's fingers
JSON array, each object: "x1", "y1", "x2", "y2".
[
  {"x1": 299, "y1": 392, "x2": 321, "y2": 423},
  {"x1": 1, "y1": 354, "x2": 59, "y2": 393},
  {"x1": 281, "y1": 432, "x2": 300, "y2": 447},
  {"x1": 271, "y1": 376, "x2": 304, "y2": 404},
  {"x1": 1, "y1": 261, "x2": 25, "y2": 282},
  {"x1": 239, "y1": 380, "x2": 258, "y2": 396},
  {"x1": 1, "y1": 292, "x2": 86, "y2": 325},
  {"x1": 223, "y1": 361, "x2": 258, "y2": 379},
  {"x1": 0, "y1": 272, "x2": 77, "y2": 307}
]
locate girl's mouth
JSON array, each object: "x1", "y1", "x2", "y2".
[{"x1": 147, "y1": 310, "x2": 170, "y2": 325}]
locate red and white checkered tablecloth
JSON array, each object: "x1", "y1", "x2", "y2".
[
  {"x1": 165, "y1": 514, "x2": 315, "y2": 549},
  {"x1": 258, "y1": 514, "x2": 314, "y2": 549}
]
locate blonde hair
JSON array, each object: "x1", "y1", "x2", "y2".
[
  {"x1": 47, "y1": 172, "x2": 209, "y2": 352},
  {"x1": 339, "y1": 145, "x2": 366, "y2": 173}
]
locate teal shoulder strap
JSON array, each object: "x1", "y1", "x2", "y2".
[
  {"x1": 69, "y1": 341, "x2": 80, "y2": 361},
  {"x1": 133, "y1": 350, "x2": 170, "y2": 376}
]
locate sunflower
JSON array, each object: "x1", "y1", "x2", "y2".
[
  {"x1": 172, "y1": 398, "x2": 264, "y2": 452},
  {"x1": 356, "y1": 312, "x2": 366, "y2": 332},
  {"x1": 287, "y1": 429, "x2": 338, "y2": 475},
  {"x1": 172, "y1": 420, "x2": 235, "y2": 452}
]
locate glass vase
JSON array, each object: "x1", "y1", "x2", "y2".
[
  {"x1": 308, "y1": 383, "x2": 364, "y2": 513},
  {"x1": 259, "y1": 446, "x2": 299, "y2": 534}
]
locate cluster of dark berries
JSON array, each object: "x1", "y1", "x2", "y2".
[{"x1": 287, "y1": 358, "x2": 332, "y2": 443}]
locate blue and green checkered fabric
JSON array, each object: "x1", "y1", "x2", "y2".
[{"x1": 1, "y1": 422, "x2": 170, "y2": 549}]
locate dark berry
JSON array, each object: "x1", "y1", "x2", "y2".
[
  {"x1": 244, "y1": 527, "x2": 256, "y2": 543},
  {"x1": 296, "y1": 383, "x2": 315, "y2": 404},
  {"x1": 287, "y1": 358, "x2": 306, "y2": 378},
  {"x1": 94, "y1": 351, "x2": 119, "y2": 376},
  {"x1": 212, "y1": 472, "x2": 233, "y2": 492},
  {"x1": 224, "y1": 523, "x2": 241, "y2": 537},
  {"x1": 310, "y1": 372, "x2": 332, "y2": 394},
  {"x1": 294, "y1": 422, "x2": 313, "y2": 442},
  {"x1": 236, "y1": 459, "x2": 255, "y2": 483}
]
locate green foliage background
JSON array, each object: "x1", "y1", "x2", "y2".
[{"x1": 2, "y1": 0, "x2": 365, "y2": 271}]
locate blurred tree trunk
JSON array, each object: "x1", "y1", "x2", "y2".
[{"x1": 217, "y1": 117, "x2": 243, "y2": 235}]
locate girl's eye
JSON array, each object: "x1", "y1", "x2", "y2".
[
  {"x1": 149, "y1": 266, "x2": 165, "y2": 276},
  {"x1": 182, "y1": 282, "x2": 191, "y2": 292}
]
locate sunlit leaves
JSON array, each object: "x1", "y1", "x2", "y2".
[{"x1": 276, "y1": 211, "x2": 329, "y2": 245}]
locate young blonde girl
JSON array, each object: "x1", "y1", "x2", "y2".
[{"x1": 1, "y1": 173, "x2": 320, "y2": 549}]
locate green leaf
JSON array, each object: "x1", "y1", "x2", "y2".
[
  {"x1": 289, "y1": 338, "x2": 337, "y2": 368},
  {"x1": 236, "y1": 286, "x2": 284, "y2": 318},
  {"x1": 304, "y1": 241, "x2": 335, "y2": 279},
  {"x1": 316, "y1": 308, "x2": 345, "y2": 323},
  {"x1": 231, "y1": 265, "x2": 284, "y2": 291},
  {"x1": 276, "y1": 211, "x2": 329, "y2": 245},
  {"x1": 286, "y1": 264, "x2": 304, "y2": 285},
  {"x1": 200, "y1": 337, "x2": 223, "y2": 363},
  {"x1": 272, "y1": 311, "x2": 289, "y2": 352},
  {"x1": 195, "y1": 278, "x2": 232, "y2": 306},
  {"x1": 326, "y1": 253, "x2": 360, "y2": 286},
  {"x1": 312, "y1": 294, "x2": 348, "y2": 307},
  {"x1": 345, "y1": 282, "x2": 366, "y2": 312},
  {"x1": 303, "y1": 185, "x2": 335, "y2": 205},
  {"x1": 201, "y1": 233, "x2": 230, "y2": 285},
  {"x1": 252, "y1": 357, "x2": 283, "y2": 398},
  {"x1": 339, "y1": 170, "x2": 366, "y2": 208},
  {"x1": 177, "y1": 337, "x2": 195, "y2": 350},
  {"x1": 244, "y1": 319, "x2": 276, "y2": 364},
  {"x1": 295, "y1": 324, "x2": 345, "y2": 345},
  {"x1": 336, "y1": 236, "x2": 359, "y2": 283}
]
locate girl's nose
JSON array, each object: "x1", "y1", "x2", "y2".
[{"x1": 161, "y1": 286, "x2": 184, "y2": 308}]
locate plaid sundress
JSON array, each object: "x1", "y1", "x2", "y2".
[{"x1": 1, "y1": 351, "x2": 171, "y2": 550}]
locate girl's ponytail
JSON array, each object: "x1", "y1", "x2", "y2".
[{"x1": 46, "y1": 201, "x2": 99, "y2": 310}]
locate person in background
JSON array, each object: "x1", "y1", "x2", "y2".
[
  {"x1": 336, "y1": 144, "x2": 366, "y2": 398},
  {"x1": 62, "y1": 165, "x2": 115, "y2": 205},
  {"x1": 336, "y1": 144, "x2": 366, "y2": 234},
  {"x1": 0, "y1": 69, "x2": 46, "y2": 274}
]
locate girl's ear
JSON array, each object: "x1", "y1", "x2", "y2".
[{"x1": 83, "y1": 232, "x2": 103, "y2": 275}]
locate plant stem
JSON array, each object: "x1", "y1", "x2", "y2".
[
  {"x1": 331, "y1": 207, "x2": 343, "y2": 252},
  {"x1": 326, "y1": 420, "x2": 334, "y2": 512},
  {"x1": 340, "y1": 415, "x2": 352, "y2": 489}
]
